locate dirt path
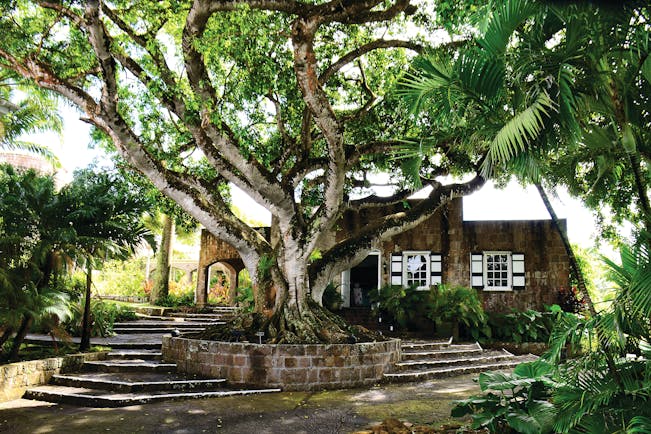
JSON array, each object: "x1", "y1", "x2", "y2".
[{"x1": 0, "y1": 374, "x2": 479, "y2": 434}]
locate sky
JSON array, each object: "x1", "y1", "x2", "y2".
[{"x1": 33, "y1": 102, "x2": 602, "y2": 251}]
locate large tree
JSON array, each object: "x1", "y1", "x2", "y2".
[{"x1": 0, "y1": 1, "x2": 487, "y2": 343}]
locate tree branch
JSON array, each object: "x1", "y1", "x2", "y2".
[{"x1": 320, "y1": 39, "x2": 423, "y2": 83}]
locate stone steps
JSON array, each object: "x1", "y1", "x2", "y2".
[
  {"x1": 400, "y1": 346, "x2": 483, "y2": 361},
  {"x1": 400, "y1": 338, "x2": 453, "y2": 351},
  {"x1": 23, "y1": 305, "x2": 282, "y2": 408},
  {"x1": 384, "y1": 340, "x2": 537, "y2": 383},
  {"x1": 114, "y1": 321, "x2": 222, "y2": 328},
  {"x1": 135, "y1": 314, "x2": 226, "y2": 323},
  {"x1": 106, "y1": 349, "x2": 162, "y2": 360},
  {"x1": 112, "y1": 327, "x2": 207, "y2": 334},
  {"x1": 49, "y1": 372, "x2": 227, "y2": 393},
  {"x1": 168, "y1": 313, "x2": 234, "y2": 320},
  {"x1": 83, "y1": 359, "x2": 178, "y2": 373},
  {"x1": 394, "y1": 350, "x2": 519, "y2": 371},
  {"x1": 103, "y1": 341, "x2": 163, "y2": 350},
  {"x1": 383, "y1": 359, "x2": 530, "y2": 382},
  {"x1": 24, "y1": 385, "x2": 281, "y2": 408}
]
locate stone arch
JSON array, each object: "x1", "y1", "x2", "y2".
[
  {"x1": 204, "y1": 260, "x2": 241, "y2": 304},
  {"x1": 195, "y1": 230, "x2": 245, "y2": 307}
]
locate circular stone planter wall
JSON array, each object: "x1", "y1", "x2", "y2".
[{"x1": 162, "y1": 336, "x2": 401, "y2": 391}]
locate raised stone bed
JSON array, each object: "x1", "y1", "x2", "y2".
[
  {"x1": 0, "y1": 352, "x2": 107, "y2": 402},
  {"x1": 162, "y1": 336, "x2": 401, "y2": 391}
]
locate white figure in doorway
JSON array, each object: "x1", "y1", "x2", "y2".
[{"x1": 353, "y1": 283, "x2": 363, "y2": 306}]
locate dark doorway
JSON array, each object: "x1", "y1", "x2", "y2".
[{"x1": 350, "y1": 254, "x2": 379, "y2": 307}]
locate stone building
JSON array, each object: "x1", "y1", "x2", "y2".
[{"x1": 196, "y1": 197, "x2": 570, "y2": 313}]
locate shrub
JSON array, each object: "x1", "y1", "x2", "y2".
[
  {"x1": 485, "y1": 307, "x2": 562, "y2": 344},
  {"x1": 64, "y1": 300, "x2": 137, "y2": 337},
  {"x1": 370, "y1": 284, "x2": 488, "y2": 338},
  {"x1": 235, "y1": 285, "x2": 254, "y2": 312},
  {"x1": 94, "y1": 257, "x2": 148, "y2": 297},
  {"x1": 322, "y1": 282, "x2": 343, "y2": 311},
  {"x1": 156, "y1": 290, "x2": 195, "y2": 307}
]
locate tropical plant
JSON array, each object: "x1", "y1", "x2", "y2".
[
  {"x1": 0, "y1": 165, "x2": 72, "y2": 360},
  {"x1": 370, "y1": 284, "x2": 488, "y2": 338},
  {"x1": 156, "y1": 290, "x2": 195, "y2": 308},
  {"x1": 486, "y1": 308, "x2": 559, "y2": 344},
  {"x1": 64, "y1": 300, "x2": 137, "y2": 338},
  {"x1": 546, "y1": 234, "x2": 651, "y2": 433},
  {"x1": 456, "y1": 234, "x2": 651, "y2": 433},
  {"x1": 452, "y1": 360, "x2": 558, "y2": 434},
  {"x1": 0, "y1": 70, "x2": 61, "y2": 160},
  {"x1": 94, "y1": 257, "x2": 149, "y2": 298},
  {"x1": 58, "y1": 167, "x2": 154, "y2": 350}
]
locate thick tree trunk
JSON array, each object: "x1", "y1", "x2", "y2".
[
  {"x1": 8, "y1": 315, "x2": 32, "y2": 361},
  {"x1": 535, "y1": 183, "x2": 597, "y2": 316},
  {"x1": 80, "y1": 260, "x2": 93, "y2": 351},
  {"x1": 151, "y1": 214, "x2": 173, "y2": 304}
]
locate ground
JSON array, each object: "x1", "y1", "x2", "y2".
[{"x1": 0, "y1": 374, "x2": 480, "y2": 434}]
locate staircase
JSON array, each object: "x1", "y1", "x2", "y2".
[
  {"x1": 24, "y1": 306, "x2": 280, "y2": 407},
  {"x1": 383, "y1": 339, "x2": 537, "y2": 383}
]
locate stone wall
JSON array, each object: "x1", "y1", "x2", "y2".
[
  {"x1": 0, "y1": 352, "x2": 107, "y2": 402},
  {"x1": 162, "y1": 337, "x2": 401, "y2": 391},
  {"x1": 459, "y1": 220, "x2": 569, "y2": 312}
]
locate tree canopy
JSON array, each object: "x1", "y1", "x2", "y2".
[{"x1": 0, "y1": 0, "x2": 494, "y2": 343}]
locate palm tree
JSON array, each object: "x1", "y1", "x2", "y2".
[
  {"x1": 397, "y1": 0, "x2": 600, "y2": 312},
  {"x1": 0, "y1": 71, "x2": 62, "y2": 162},
  {"x1": 0, "y1": 164, "x2": 71, "y2": 360},
  {"x1": 59, "y1": 168, "x2": 154, "y2": 351}
]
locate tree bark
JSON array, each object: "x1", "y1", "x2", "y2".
[
  {"x1": 0, "y1": 327, "x2": 14, "y2": 353},
  {"x1": 627, "y1": 152, "x2": 651, "y2": 233},
  {"x1": 151, "y1": 214, "x2": 173, "y2": 304},
  {"x1": 8, "y1": 315, "x2": 32, "y2": 361},
  {"x1": 80, "y1": 259, "x2": 93, "y2": 351},
  {"x1": 535, "y1": 183, "x2": 597, "y2": 316}
]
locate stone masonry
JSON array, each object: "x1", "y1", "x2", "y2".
[
  {"x1": 0, "y1": 352, "x2": 107, "y2": 402},
  {"x1": 197, "y1": 197, "x2": 570, "y2": 313},
  {"x1": 162, "y1": 336, "x2": 401, "y2": 391}
]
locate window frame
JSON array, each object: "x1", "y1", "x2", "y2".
[
  {"x1": 482, "y1": 251, "x2": 513, "y2": 292},
  {"x1": 402, "y1": 250, "x2": 431, "y2": 290}
]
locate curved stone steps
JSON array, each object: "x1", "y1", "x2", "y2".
[
  {"x1": 50, "y1": 372, "x2": 227, "y2": 393},
  {"x1": 24, "y1": 385, "x2": 281, "y2": 408},
  {"x1": 394, "y1": 350, "x2": 520, "y2": 371},
  {"x1": 384, "y1": 340, "x2": 538, "y2": 383}
]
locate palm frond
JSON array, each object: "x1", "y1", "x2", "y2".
[
  {"x1": 481, "y1": 91, "x2": 553, "y2": 178},
  {"x1": 397, "y1": 55, "x2": 454, "y2": 114},
  {"x1": 479, "y1": 0, "x2": 538, "y2": 56}
]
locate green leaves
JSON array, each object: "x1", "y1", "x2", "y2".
[
  {"x1": 453, "y1": 360, "x2": 557, "y2": 434},
  {"x1": 478, "y1": 0, "x2": 538, "y2": 56},
  {"x1": 482, "y1": 91, "x2": 553, "y2": 178}
]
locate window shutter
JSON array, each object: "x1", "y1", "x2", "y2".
[
  {"x1": 391, "y1": 253, "x2": 403, "y2": 286},
  {"x1": 470, "y1": 253, "x2": 484, "y2": 289},
  {"x1": 512, "y1": 253, "x2": 525, "y2": 290},
  {"x1": 430, "y1": 253, "x2": 442, "y2": 286}
]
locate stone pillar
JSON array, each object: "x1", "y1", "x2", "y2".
[
  {"x1": 223, "y1": 263, "x2": 239, "y2": 305},
  {"x1": 195, "y1": 265, "x2": 208, "y2": 308}
]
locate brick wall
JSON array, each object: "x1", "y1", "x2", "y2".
[{"x1": 162, "y1": 336, "x2": 401, "y2": 391}]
